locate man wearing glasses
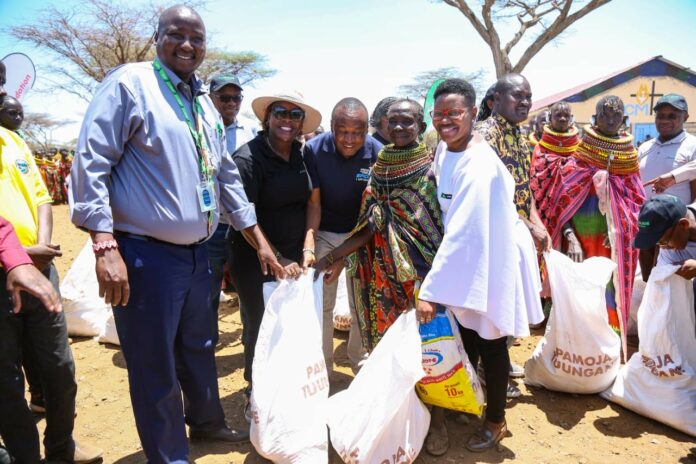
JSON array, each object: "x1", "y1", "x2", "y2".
[{"x1": 208, "y1": 74, "x2": 257, "y2": 339}]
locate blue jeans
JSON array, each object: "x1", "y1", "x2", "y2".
[
  {"x1": 114, "y1": 236, "x2": 226, "y2": 464},
  {"x1": 206, "y1": 223, "x2": 231, "y2": 344}
]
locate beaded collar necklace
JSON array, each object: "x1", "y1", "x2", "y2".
[
  {"x1": 538, "y1": 124, "x2": 580, "y2": 155},
  {"x1": 574, "y1": 126, "x2": 638, "y2": 175}
]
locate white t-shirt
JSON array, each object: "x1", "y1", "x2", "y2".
[{"x1": 639, "y1": 131, "x2": 696, "y2": 204}]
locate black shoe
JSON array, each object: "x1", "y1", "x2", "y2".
[{"x1": 189, "y1": 426, "x2": 249, "y2": 444}]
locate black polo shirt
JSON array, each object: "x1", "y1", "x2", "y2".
[
  {"x1": 305, "y1": 132, "x2": 382, "y2": 233},
  {"x1": 231, "y1": 132, "x2": 313, "y2": 262}
]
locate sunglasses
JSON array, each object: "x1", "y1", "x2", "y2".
[
  {"x1": 271, "y1": 107, "x2": 305, "y2": 121},
  {"x1": 430, "y1": 108, "x2": 468, "y2": 121},
  {"x1": 214, "y1": 95, "x2": 243, "y2": 103}
]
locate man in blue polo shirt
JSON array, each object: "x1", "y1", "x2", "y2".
[{"x1": 306, "y1": 97, "x2": 382, "y2": 373}]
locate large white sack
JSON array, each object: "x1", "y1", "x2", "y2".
[
  {"x1": 333, "y1": 270, "x2": 351, "y2": 332},
  {"x1": 328, "y1": 310, "x2": 429, "y2": 464},
  {"x1": 98, "y1": 310, "x2": 120, "y2": 346},
  {"x1": 60, "y1": 239, "x2": 110, "y2": 337},
  {"x1": 628, "y1": 267, "x2": 645, "y2": 336},
  {"x1": 525, "y1": 250, "x2": 621, "y2": 393},
  {"x1": 601, "y1": 265, "x2": 696, "y2": 436},
  {"x1": 251, "y1": 271, "x2": 329, "y2": 463}
]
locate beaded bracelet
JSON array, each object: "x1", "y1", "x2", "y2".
[
  {"x1": 302, "y1": 248, "x2": 315, "y2": 255},
  {"x1": 92, "y1": 239, "x2": 119, "y2": 255}
]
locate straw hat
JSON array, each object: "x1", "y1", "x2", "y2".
[{"x1": 251, "y1": 92, "x2": 322, "y2": 134}]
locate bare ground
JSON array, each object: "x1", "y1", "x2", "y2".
[{"x1": 42, "y1": 204, "x2": 696, "y2": 464}]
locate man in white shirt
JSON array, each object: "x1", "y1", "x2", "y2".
[{"x1": 641, "y1": 93, "x2": 696, "y2": 202}]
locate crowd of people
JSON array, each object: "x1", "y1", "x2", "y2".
[{"x1": 1, "y1": 4, "x2": 695, "y2": 464}]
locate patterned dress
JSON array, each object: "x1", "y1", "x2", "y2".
[
  {"x1": 476, "y1": 113, "x2": 533, "y2": 219},
  {"x1": 347, "y1": 143, "x2": 444, "y2": 351}
]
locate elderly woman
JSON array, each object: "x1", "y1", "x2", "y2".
[
  {"x1": 314, "y1": 98, "x2": 443, "y2": 351},
  {"x1": 228, "y1": 93, "x2": 322, "y2": 422},
  {"x1": 417, "y1": 79, "x2": 543, "y2": 454}
]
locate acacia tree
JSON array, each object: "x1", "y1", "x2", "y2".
[
  {"x1": 197, "y1": 49, "x2": 277, "y2": 85},
  {"x1": 399, "y1": 67, "x2": 486, "y2": 100},
  {"x1": 439, "y1": 0, "x2": 613, "y2": 77},
  {"x1": 22, "y1": 113, "x2": 70, "y2": 152},
  {"x1": 9, "y1": 0, "x2": 275, "y2": 101}
]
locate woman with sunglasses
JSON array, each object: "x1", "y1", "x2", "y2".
[
  {"x1": 314, "y1": 98, "x2": 443, "y2": 351},
  {"x1": 227, "y1": 93, "x2": 322, "y2": 422},
  {"x1": 416, "y1": 79, "x2": 543, "y2": 455}
]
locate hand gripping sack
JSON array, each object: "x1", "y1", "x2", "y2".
[
  {"x1": 524, "y1": 250, "x2": 621, "y2": 393},
  {"x1": 601, "y1": 265, "x2": 696, "y2": 436},
  {"x1": 416, "y1": 309, "x2": 484, "y2": 415},
  {"x1": 61, "y1": 239, "x2": 110, "y2": 337},
  {"x1": 328, "y1": 311, "x2": 430, "y2": 464},
  {"x1": 332, "y1": 270, "x2": 352, "y2": 332},
  {"x1": 250, "y1": 271, "x2": 329, "y2": 463}
]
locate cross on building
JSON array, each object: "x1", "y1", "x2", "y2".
[{"x1": 631, "y1": 80, "x2": 664, "y2": 115}]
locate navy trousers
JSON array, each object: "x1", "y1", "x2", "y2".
[{"x1": 113, "y1": 236, "x2": 226, "y2": 464}]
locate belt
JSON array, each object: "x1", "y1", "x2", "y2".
[{"x1": 113, "y1": 231, "x2": 205, "y2": 248}]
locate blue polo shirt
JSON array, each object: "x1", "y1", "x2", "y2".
[{"x1": 305, "y1": 132, "x2": 382, "y2": 233}]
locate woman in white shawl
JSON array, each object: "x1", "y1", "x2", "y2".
[{"x1": 417, "y1": 79, "x2": 544, "y2": 454}]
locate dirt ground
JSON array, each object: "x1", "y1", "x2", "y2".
[{"x1": 42, "y1": 204, "x2": 695, "y2": 463}]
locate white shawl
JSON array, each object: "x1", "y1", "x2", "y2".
[{"x1": 419, "y1": 141, "x2": 543, "y2": 338}]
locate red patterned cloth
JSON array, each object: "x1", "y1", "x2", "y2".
[{"x1": 530, "y1": 126, "x2": 579, "y2": 235}]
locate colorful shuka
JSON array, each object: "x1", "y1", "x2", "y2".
[
  {"x1": 530, "y1": 124, "x2": 581, "y2": 234},
  {"x1": 549, "y1": 126, "x2": 645, "y2": 358},
  {"x1": 347, "y1": 143, "x2": 444, "y2": 351}
]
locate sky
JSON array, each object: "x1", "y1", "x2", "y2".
[{"x1": 1, "y1": 0, "x2": 696, "y2": 143}]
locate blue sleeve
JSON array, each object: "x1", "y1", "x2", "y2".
[{"x1": 69, "y1": 75, "x2": 141, "y2": 233}]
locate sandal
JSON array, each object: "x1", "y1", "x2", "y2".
[
  {"x1": 424, "y1": 423, "x2": 449, "y2": 456},
  {"x1": 466, "y1": 420, "x2": 508, "y2": 452}
]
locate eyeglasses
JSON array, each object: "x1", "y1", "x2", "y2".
[
  {"x1": 213, "y1": 95, "x2": 243, "y2": 104},
  {"x1": 271, "y1": 107, "x2": 305, "y2": 121},
  {"x1": 430, "y1": 108, "x2": 468, "y2": 121}
]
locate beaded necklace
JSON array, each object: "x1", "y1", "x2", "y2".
[
  {"x1": 528, "y1": 132, "x2": 540, "y2": 147},
  {"x1": 538, "y1": 124, "x2": 580, "y2": 155},
  {"x1": 372, "y1": 143, "x2": 431, "y2": 188},
  {"x1": 574, "y1": 125, "x2": 638, "y2": 175}
]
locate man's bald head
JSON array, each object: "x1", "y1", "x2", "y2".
[
  {"x1": 155, "y1": 4, "x2": 206, "y2": 82},
  {"x1": 493, "y1": 73, "x2": 532, "y2": 124},
  {"x1": 157, "y1": 5, "x2": 204, "y2": 36},
  {"x1": 331, "y1": 97, "x2": 369, "y2": 158}
]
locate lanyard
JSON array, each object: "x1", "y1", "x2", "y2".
[
  {"x1": 153, "y1": 59, "x2": 214, "y2": 234},
  {"x1": 152, "y1": 59, "x2": 211, "y2": 182}
]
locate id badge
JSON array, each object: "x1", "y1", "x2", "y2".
[{"x1": 196, "y1": 181, "x2": 216, "y2": 213}]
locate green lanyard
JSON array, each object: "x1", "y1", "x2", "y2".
[
  {"x1": 152, "y1": 59, "x2": 211, "y2": 182},
  {"x1": 153, "y1": 59, "x2": 214, "y2": 234}
]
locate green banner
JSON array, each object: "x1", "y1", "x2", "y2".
[{"x1": 423, "y1": 79, "x2": 444, "y2": 131}]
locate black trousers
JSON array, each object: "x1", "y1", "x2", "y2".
[
  {"x1": 0, "y1": 264, "x2": 77, "y2": 463},
  {"x1": 459, "y1": 326, "x2": 509, "y2": 423},
  {"x1": 228, "y1": 239, "x2": 267, "y2": 383}
]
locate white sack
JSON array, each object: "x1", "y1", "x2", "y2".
[
  {"x1": 251, "y1": 271, "x2": 328, "y2": 463},
  {"x1": 60, "y1": 239, "x2": 110, "y2": 337},
  {"x1": 628, "y1": 267, "x2": 646, "y2": 336},
  {"x1": 601, "y1": 265, "x2": 696, "y2": 436},
  {"x1": 97, "y1": 310, "x2": 120, "y2": 346},
  {"x1": 525, "y1": 250, "x2": 621, "y2": 393},
  {"x1": 328, "y1": 310, "x2": 429, "y2": 463},
  {"x1": 333, "y1": 270, "x2": 351, "y2": 332}
]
